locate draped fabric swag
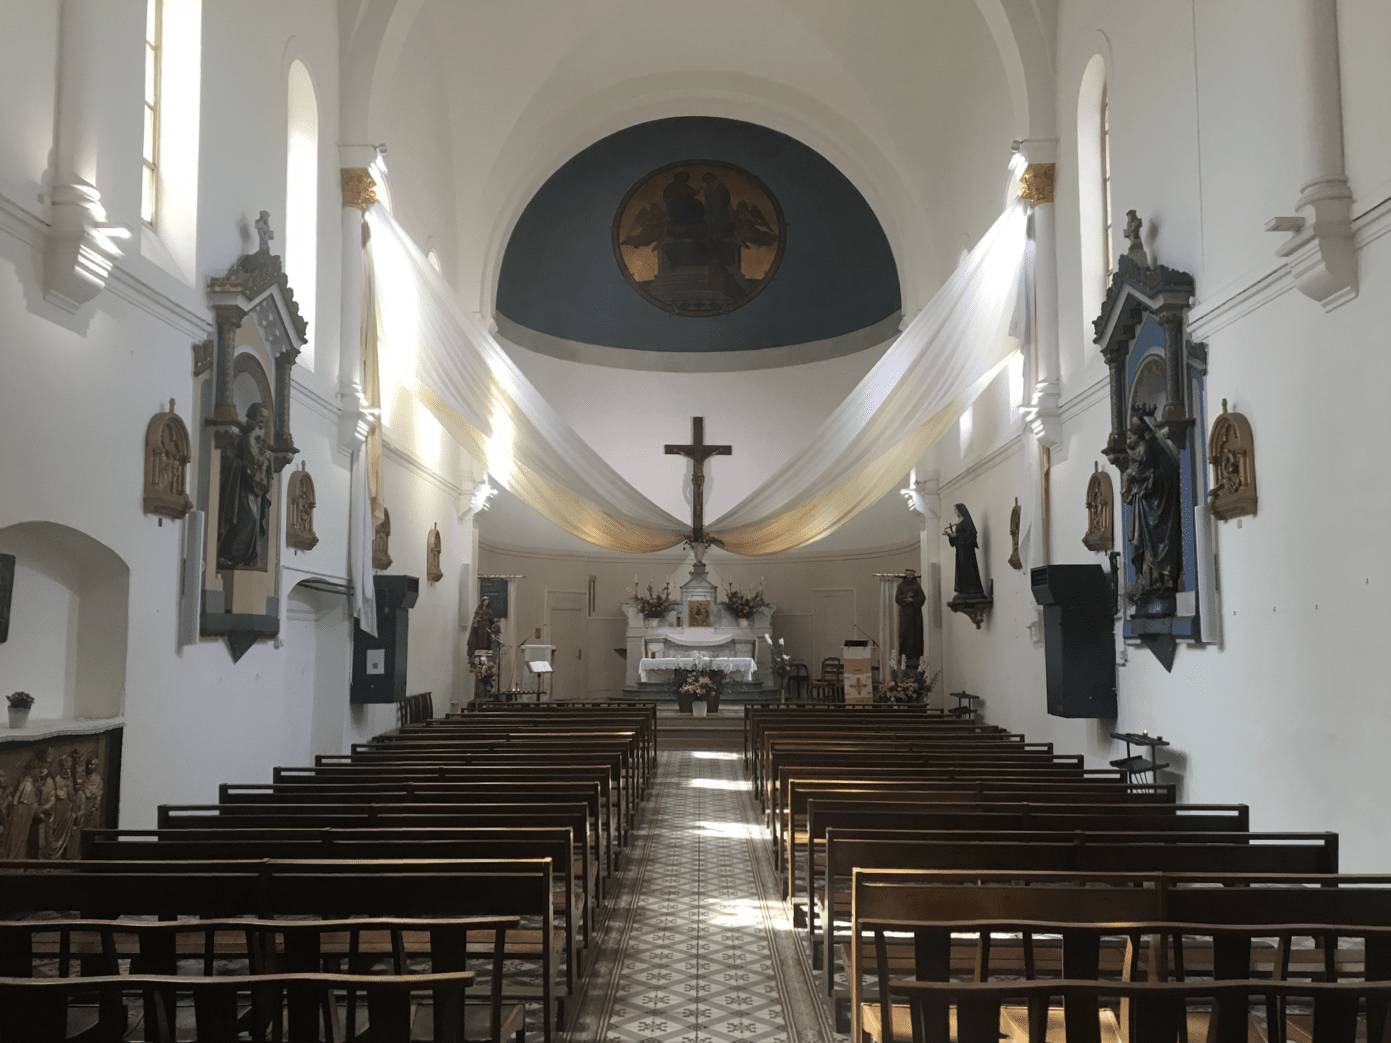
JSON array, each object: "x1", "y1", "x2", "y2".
[{"x1": 360, "y1": 190, "x2": 1032, "y2": 557}]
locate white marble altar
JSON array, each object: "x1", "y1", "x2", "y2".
[
  {"x1": 622, "y1": 557, "x2": 776, "y2": 694},
  {"x1": 638, "y1": 657, "x2": 757, "y2": 683}
]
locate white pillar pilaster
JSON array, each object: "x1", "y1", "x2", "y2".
[
  {"x1": 338, "y1": 148, "x2": 378, "y2": 449},
  {"x1": 1266, "y1": 0, "x2": 1358, "y2": 309}
]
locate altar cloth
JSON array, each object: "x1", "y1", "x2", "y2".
[
  {"x1": 639, "y1": 657, "x2": 757, "y2": 682},
  {"x1": 644, "y1": 627, "x2": 748, "y2": 647}
]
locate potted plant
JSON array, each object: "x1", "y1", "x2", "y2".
[
  {"x1": 723, "y1": 585, "x2": 767, "y2": 629},
  {"x1": 674, "y1": 666, "x2": 723, "y2": 716},
  {"x1": 7, "y1": 691, "x2": 35, "y2": 729},
  {"x1": 634, "y1": 581, "x2": 674, "y2": 623}
]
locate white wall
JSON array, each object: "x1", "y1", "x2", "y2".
[
  {"x1": 931, "y1": 0, "x2": 1391, "y2": 869},
  {"x1": 0, "y1": 0, "x2": 478, "y2": 825},
  {"x1": 478, "y1": 542, "x2": 920, "y2": 699}
]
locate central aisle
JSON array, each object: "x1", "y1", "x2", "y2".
[{"x1": 567, "y1": 750, "x2": 836, "y2": 1043}]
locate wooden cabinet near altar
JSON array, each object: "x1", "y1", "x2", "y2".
[{"x1": 0, "y1": 722, "x2": 122, "y2": 860}]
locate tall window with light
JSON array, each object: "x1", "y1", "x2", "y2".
[
  {"x1": 1100, "y1": 86, "x2": 1114, "y2": 279},
  {"x1": 141, "y1": 0, "x2": 163, "y2": 226},
  {"x1": 285, "y1": 60, "x2": 319, "y2": 369}
]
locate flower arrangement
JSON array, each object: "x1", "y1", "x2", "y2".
[
  {"x1": 678, "y1": 672, "x2": 720, "y2": 701},
  {"x1": 722, "y1": 585, "x2": 767, "y2": 619},
  {"x1": 763, "y1": 634, "x2": 792, "y2": 681},
  {"x1": 470, "y1": 656, "x2": 497, "y2": 699},
  {"x1": 881, "y1": 667, "x2": 939, "y2": 704},
  {"x1": 7, "y1": 691, "x2": 34, "y2": 709},
  {"x1": 634, "y1": 581, "x2": 674, "y2": 619}
]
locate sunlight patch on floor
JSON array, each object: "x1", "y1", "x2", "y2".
[
  {"x1": 688, "y1": 777, "x2": 753, "y2": 791},
  {"x1": 706, "y1": 896, "x2": 795, "y2": 931},
  {"x1": 690, "y1": 750, "x2": 741, "y2": 761},
  {"x1": 691, "y1": 819, "x2": 766, "y2": 840}
]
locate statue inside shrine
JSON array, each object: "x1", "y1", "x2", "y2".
[
  {"x1": 216, "y1": 402, "x2": 274, "y2": 569},
  {"x1": 1121, "y1": 405, "x2": 1182, "y2": 609},
  {"x1": 895, "y1": 569, "x2": 927, "y2": 669}
]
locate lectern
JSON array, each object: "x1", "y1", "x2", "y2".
[
  {"x1": 351, "y1": 575, "x2": 419, "y2": 704},
  {"x1": 1030, "y1": 564, "x2": 1116, "y2": 719}
]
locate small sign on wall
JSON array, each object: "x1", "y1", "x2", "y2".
[{"x1": 365, "y1": 649, "x2": 386, "y2": 675}]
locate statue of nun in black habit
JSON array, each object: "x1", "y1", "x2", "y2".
[{"x1": 945, "y1": 503, "x2": 986, "y2": 599}]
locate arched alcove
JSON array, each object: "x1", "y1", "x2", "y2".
[{"x1": 0, "y1": 522, "x2": 129, "y2": 721}]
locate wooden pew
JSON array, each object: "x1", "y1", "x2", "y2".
[
  {"x1": 0, "y1": 861, "x2": 563, "y2": 1040},
  {"x1": 848, "y1": 869, "x2": 1391, "y2": 1043},
  {"x1": 83, "y1": 824, "x2": 592, "y2": 977},
  {"x1": 816, "y1": 828, "x2": 1339, "y2": 989},
  {"x1": 887, "y1": 975, "x2": 1391, "y2": 1043},
  {"x1": 0, "y1": 916, "x2": 516, "y2": 1043},
  {"x1": 0, "y1": 971, "x2": 477, "y2": 1043}
]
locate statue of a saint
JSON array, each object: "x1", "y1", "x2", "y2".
[
  {"x1": 217, "y1": 402, "x2": 274, "y2": 569},
  {"x1": 1121, "y1": 406, "x2": 1182, "y2": 603},
  {"x1": 895, "y1": 569, "x2": 927, "y2": 668},
  {"x1": 945, "y1": 503, "x2": 986, "y2": 599},
  {"x1": 466, "y1": 595, "x2": 501, "y2": 658}
]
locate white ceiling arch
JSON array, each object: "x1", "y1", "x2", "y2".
[{"x1": 341, "y1": 0, "x2": 1058, "y2": 316}]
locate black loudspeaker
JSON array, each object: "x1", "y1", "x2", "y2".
[
  {"x1": 1030, "y1": 564, "x2": 1117, "y2": 719},
  {"x1": 351, "y1": 575, "x2": 420, "y2": 704}
]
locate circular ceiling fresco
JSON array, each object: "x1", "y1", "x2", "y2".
[{"x1": 613, "y1": 159, "x2": 786, "y2": 317}]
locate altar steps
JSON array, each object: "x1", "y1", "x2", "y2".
[{"x1": 655, "y1": 706, "x2": 744, "y2": 751}]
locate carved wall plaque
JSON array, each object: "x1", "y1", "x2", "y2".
[
  {"x1": 425, "y1": 523, "x2": 443, "y2": 583},
  {"x1": 373, "y1": 508, "x2": 393, "y2": 571},
  {"x1": 143, "y1": 400, "x2": 193, "y2": 520},
  {"x1": 285, "y1": 462, "x2": 319, "y2": 551},
  {"x1": 1082, "y1": 462, "x2": 1115, "y2": 552},
  {"x1": 0, "y1": 726, "x2": 121, "y2": 860},
  {"x1": 1208, "y1": 399, "x2": 1257, "y2": 521}
]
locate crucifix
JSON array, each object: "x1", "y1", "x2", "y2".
[{"x1": 665, "y1": 416, "x2": 732, "y2": 558}]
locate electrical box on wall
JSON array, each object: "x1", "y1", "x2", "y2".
[
  {"x1": 1031, "y1": 564, "x2": 1117, "y2": 719},
  {"x1": 351, "y1": 575, "x2": 419, "y2": 704}
]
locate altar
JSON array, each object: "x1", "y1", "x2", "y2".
[{"x1": 621, "y1": 557, "x2": 777, "y2": 699}]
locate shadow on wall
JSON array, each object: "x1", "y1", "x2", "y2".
[{"x1": 0, "y1": 521, "x2": 130, "y2": 721}]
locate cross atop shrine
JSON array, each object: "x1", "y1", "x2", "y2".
[{"x1": 664, "y1": 416, "x2": 732, "y2": 549}]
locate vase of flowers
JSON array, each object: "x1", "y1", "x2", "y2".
[
  {"x1": 675, "y1": 667, "x2": 723, "y2": 715},
  {"x1": 880, "y1": 666, "x2": 940, "y2": 705},
  {"x1": 7, "y1": 691, "x2": 34, "y2": 729},
  {"x1": 723, "y1": 586, "x2": 767, "y2": 628},
  {"x1": 634, "y1": 581, "x2": 674, "y2": 621},
  {"x1": 470, "y1": 656, "x2": 498, "y2": 701}
]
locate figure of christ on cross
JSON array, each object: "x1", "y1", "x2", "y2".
[{"x1": 664, "y1": 416, "x2": 732, "y2": 559}]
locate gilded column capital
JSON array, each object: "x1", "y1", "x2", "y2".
[
  {"x1": 341, "y1": 167, "x2": 378, "y2": 210},
  {"x1": 1019, "y1": 162, "x2": 1056, "y2": 205}
]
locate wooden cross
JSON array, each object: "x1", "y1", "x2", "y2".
[{"x1": 664, "y1": 416, "x2": 732, "y2": 547}]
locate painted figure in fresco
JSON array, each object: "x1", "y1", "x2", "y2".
[
  {"x1": 217, "y1": 402, "x2": 274, "y2": 569},
  {"x1": 895, "y1": 569, "x2": 927, "y2": 668},
  {"x1": 1121, "y1": 405, "x2": 1182, "y2": 601},
  {"x1": 945, "y1": 503, "x2": 986, "y2": 600}
]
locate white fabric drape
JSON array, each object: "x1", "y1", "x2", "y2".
[{"x1": 363, "y1": 186, "x2": 1031, "y2": 556}]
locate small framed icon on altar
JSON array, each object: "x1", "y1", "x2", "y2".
[{"x1": 687, "y1": 598, "x2": 712, "y2": 627}]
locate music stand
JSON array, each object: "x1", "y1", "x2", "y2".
[{"x1": 526, "y1": 659, "x2": 553, "y2": 702}]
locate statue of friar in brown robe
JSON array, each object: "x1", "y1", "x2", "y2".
[{"x1": 895, "y1": 569, "x2": 927, "y2": 668}]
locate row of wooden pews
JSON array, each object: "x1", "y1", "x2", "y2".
[
  {"x1": 745, "y1": 702, "x2": 1384, "y2": 1043},
  {"x1": 1, "y1": 699, "x2": 656, "y2": 1042}
]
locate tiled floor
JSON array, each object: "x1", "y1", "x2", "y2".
[{"x1": 567, "y1": 750, "x2": 836, "y2": 1043}]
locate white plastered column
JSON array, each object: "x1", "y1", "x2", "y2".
[
  {"x1": 45, "y1": 0, "x2": 132, "y2": 312},
  {"x1": 337, "y1": 148, "x2": 379, "y2": 450},
  {"x1": 1266, "y1": 0, "x2": 1357, "y2": 309}
]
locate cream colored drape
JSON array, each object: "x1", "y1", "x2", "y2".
[{"x1": 362, "y1": 190, "x2": 1030, "y2": 557}]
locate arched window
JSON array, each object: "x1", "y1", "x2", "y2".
[
  {"x1": 285, "y1": 60, "x2": 319, "y2": 370},
  {"x1": 1076, "y1": 53, "x2": 1112, "y2": 321}
]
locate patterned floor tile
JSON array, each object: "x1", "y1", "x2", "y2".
[{"x1": 566, "y1": 750, "x2": 837, "y2": 1043}]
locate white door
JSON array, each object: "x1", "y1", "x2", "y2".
[
  {"x1": 546, "y1": 591, "x2": 587, "y2": 701},
  {"x1": 812, "y1": 588, "x2": 856, "y2": 675}
]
